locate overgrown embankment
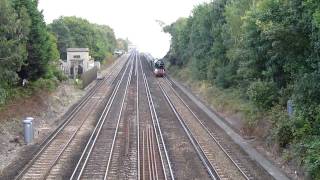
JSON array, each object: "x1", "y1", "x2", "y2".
[{"x1": 164, "y1": 0, "x2": 320, "y2": 179}]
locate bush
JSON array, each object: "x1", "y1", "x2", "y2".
[
  {"x1": 0, "y1": 87, "x2": 7, "y2": 105},
  {"x1": 247, "y1": 80, "x2": 278, "y2": 109},
  {"x1": 304, "y1": 137, "x2": 320, "y2": 179},
  {"x1": 268, "y1": 105, "x2": 293, "y2": 148},
  {"x1": 293, "y1": 136, "x2": 320, "y2": 179},
  {"x1": 292, "y1": 72, "x2": 320, "y2": 121},
  {"x1": 214, "y1": 64, "x2": 236, "y2": 89},
  {"x1": 53, "y1": 69, "x2": 68, "y2": 82},
  {"x1": 277, "y1": 122, "x2": 293, "y2": 148},
  {"x1": 30, "y1": 78, "x2": 59, "y2": 92}
]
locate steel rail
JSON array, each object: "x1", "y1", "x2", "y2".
[
  {"x1": 163, "y1": 77, "x2": 252, "y2": 180},
  {"x1": 135, "y1": 51, "x2": 138, "y2": 77},
  {"x1": 103, "y1": 56, "x2": 134, "y2": 179},
  {"x1": 140, "y1": 58, "x2": 175, "y2": 180},
  {"x1": 150, "y1": 125, "x2": 159, "y2": 179},
  {"x1": 70, "y1": 54, "x2": 133, "y2": 180},
  {"x1": 142, "y1": 130, "x2": 146, "y2": 180},
  {"x1": 158, "y1": 83, "x2": 219, "y2": 180},
  {"x1": 14, "y1": 54, "x2": 129, "y2": 180},
  {"x1": 136, "y1": 52, "x2": 141, "y2": 180},
  {"x1": 146, "y1": 128, "x2": 152, "y2": 180}
]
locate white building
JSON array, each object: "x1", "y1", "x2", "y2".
[{"x1": 66, "y1": 48, "x2": 94, "y2": 78}]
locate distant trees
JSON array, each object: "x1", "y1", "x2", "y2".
[
  {"x1": 116, "y1": 38, "x2": 129, "y2": 52},
  {"x1": 49, "y1": 16, "x2": 117, "y2": 61},
  {"x1": 165, "y1": 0, "x2": 320, "y2": 177}
]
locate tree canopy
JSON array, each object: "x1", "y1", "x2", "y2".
[
  {"x1": 0, "y1": 0, "x2": 30, "y2": 103},
  {"x1": 0, "y1": 0, "x2": 59, "y2": 103},
  {"x1": 13, "y1": 0, "x2": 59, "y2": 80}
]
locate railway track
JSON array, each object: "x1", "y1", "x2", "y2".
[
  {"x1": 138, "y1": 54, "x2": 174, "y2": 180},
  {"x1": 70, "y1": 52, "x2": 135, "y2": 179},
  {"x1": 15, "y1": 54, "x2": 129, "y2": 180},
  {"x1": 158, "y1": 76, "x2": 254, "y2": 180},
  {"x1": 141, "y1": 54, "x2": 212, "y2": 180},
  {"x1": 106, "y1": 52, "x2": 138, "y2": 179}
]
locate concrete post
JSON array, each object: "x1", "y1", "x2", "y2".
[{"x1": 23, "y1": 117, "x2": 34, "y2": 144}]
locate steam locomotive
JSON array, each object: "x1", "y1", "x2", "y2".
[{"x1": 152, "y1": 59, "x2": 165, "y2": 77}]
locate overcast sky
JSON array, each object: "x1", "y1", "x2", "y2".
[{"x1": 38, "y1": 0, "x2": 209, "y2": 58}]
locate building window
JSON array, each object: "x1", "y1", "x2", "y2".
[{"x1": 73, "y1": 55, "x2": 80, "y2": 58}]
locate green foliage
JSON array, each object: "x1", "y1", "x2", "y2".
[
  {"x1": 52, "y1": 69, "x2": 68, "y2": 82},
  {"x1": 0, "y1": 87, "x2": 7, "y2": 105},
  {"x1": 247, "y1": 80, "x2": 278, "y2": 109},
  {"x1": 304, "y1": 137, "x2": 320, "y2": 178},
  {"x1": 276, "y1": 121, "x2": 293, "y2": 148},
  {"x1": 30, "y1": 78, "x2": 59, "y2": 92},
  {"x1": 214, "y1": 63, "x2": 237, "y2": 88},
  {"x1": 268, "y1": 105, "x2": 293, "y2": 148},
  {"x1": 293, "y1": 72, "x2": 320, "y2": 123},
  {"x1": 163, "y1": 18, "x2": 190, "y2": 66},
  {"x1": 0, "y1": 0, "x2": 29, "y2": 105},
  {"x1": 48, "y1": 17, "x2": 74, "y2": 59},
  {"x1": 47, "y1": 32, "x2": 60, "y2": 63},
  {"x1": 13, "y1": 0, "x2": 58, "y2": 81},
  {"x1": 0, "y1": 78, "x2": 59, "y2": 108},
  {"x1": 49, "y1": 16, "x2": 117, "y2": 61},
  {"x1": 0, "y1": 0, "x2": 29, "y2": 86}
]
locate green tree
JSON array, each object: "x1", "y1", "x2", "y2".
[
  {"x1": 48, "y1": 18, "x2": 75, "y2": 60},
  {"x1": 0, "y1": 0, "x2": 30, "y2": 103},
  {"x1": 163, "y1": 18, "x2": 190, "y2": 66},
  {"x1": 92, "y1": 24, "x2": 116, "y2": 60},
  {"x1": 13, "y1": 0, "x2": 58, "y2": 80}
]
